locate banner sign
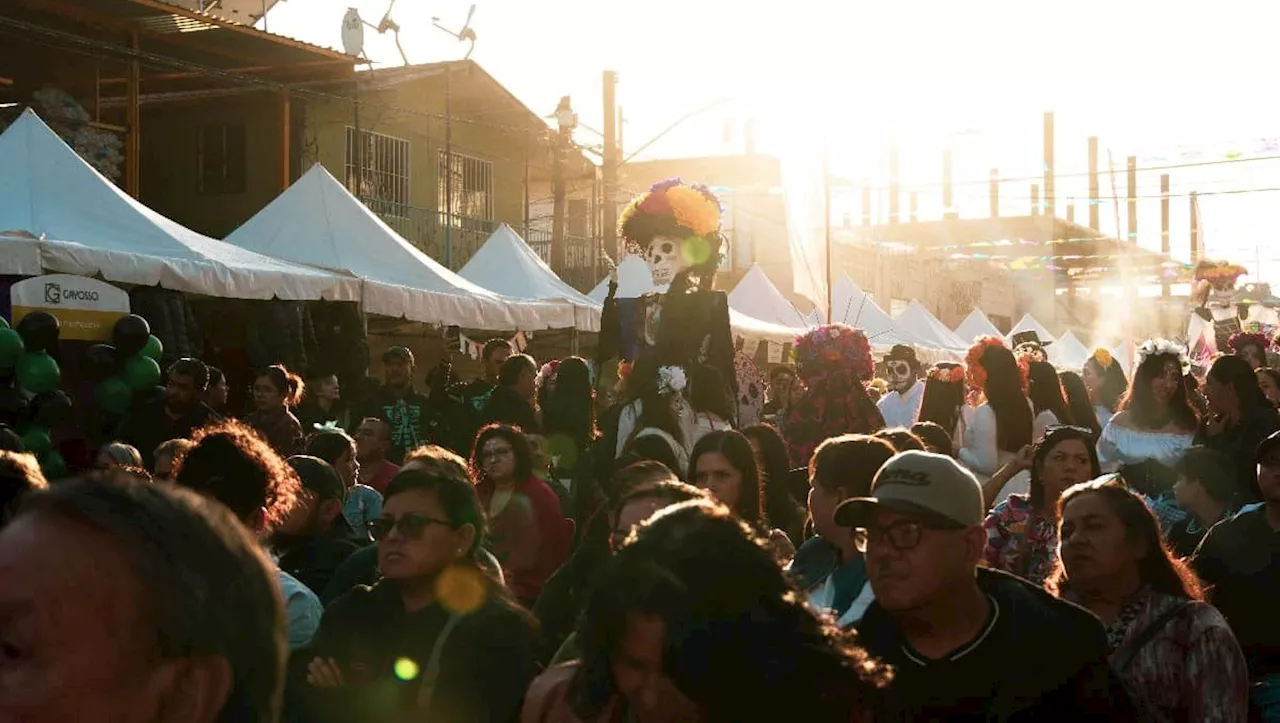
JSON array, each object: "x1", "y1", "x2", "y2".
[{"x1": 11, "y1": 274, "x2": 130, "y2": 342}]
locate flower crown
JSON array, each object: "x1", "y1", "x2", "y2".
[
  {"x1": 927, "y1": 364, "x2": 966, "y2": 385},
  {"x1": 537, "y1": 360, "x2": 560, "y2": 387},
  {"x1": 1135, "y1": 339, "x2": 1190, "y2": 372},
  {"x1": 794, "y1": 324, "x2": 875, "y2": 381},
  {"x1": 964, "y1": 336, "x2": 1006, "y2": 392},
  {"x1": 1090, "y1": 348, "x2": 1114, "y2": 369},
  {"x1": 657, "y1": 365, "x2": 688, "y2": 397},
  {"x1": 1228, "y1": 331, "x2": 1269, "y2": 354},
  {"x1": 618, "y1": 178, "x2": 723, "y2": 243}
]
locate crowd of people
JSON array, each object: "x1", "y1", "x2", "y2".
[{"x1": 2, "y1": 323, "x2": 1279, "y2": 723}]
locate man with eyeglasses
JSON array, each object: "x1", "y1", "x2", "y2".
[{"x1": 843, "y1": 450, "x2": 1135, "y2": 721}]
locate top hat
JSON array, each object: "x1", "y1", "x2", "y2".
[{"x1": 1011, "y1": 330, "x2": 1051, "y2": 349}]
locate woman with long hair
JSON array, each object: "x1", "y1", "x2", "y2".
[
  {"x1": 981, "y1": 425, "x2": 1100, "y2": 586},
  {"x1": 1083, "y1": 348, "x2": 1128, "y2": 429},
  {"x1": 614, "y1": 356, "x2": 693, "y2": 460},
  {"x1": 688, "y1": 364, "x2": 734, "y2": 445},
  {"x1": 1256, "y1": 367, "x2": 1280, "y2": 408},
  {"x1": 783, "y1": 324, "x2": 885, "y2": 466},
  {"x1": 1096, "y1": 340, "x2": 1198, "y2": 527},
  {"x1": 958, "y1": 338, "x2": 1033, "y2": 506},
  {"x1": 1059, "y1": 370, "x2": 1102, "y2": 437},
  {"x1": 522, "y1": 501, "x2": 889, "y2": 722},
  {"x1": 1050, "y1": 478, "x2": 1249, "y2": 721},
  {"x1": 1028, "y1": 359, "x2": 1072, "y2": 437},
  {"x1": 542, "y1": 357, "x2": 601, "y2": 524},
  {"x1": 1197, "y1": 353, "x2": 1280, "y2": 504},
  {"x1": 687, "y1": 430, "x2": 765, "y2": 531},
  {"x1": 742, "y1": 423, "x2": 806, "y2": 543},
  {"x1": 246, "y1": 364, "x2": 306, "y2": 457},
  {"x1": 917, "y1": 362, "x2": 968, "y2": 453},
  {"x1": 294, "y1": 369, "x2": 346, "y2": 433}
]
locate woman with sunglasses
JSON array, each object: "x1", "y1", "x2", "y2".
[
  {"x1": 981, "y1": 425, "x2": 1100, "y2": 587},
  {"x1": 303, "y1": 466, "x2": 540, "y2": 723}
]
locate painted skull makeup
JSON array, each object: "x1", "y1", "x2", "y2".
[
  {"x1": 645, "y1": 235, "x2": 688, "y2": 288},
  {"x1": 1015, "y1": 343, "x2": 1047, "y2": 363},
  {"x1": 886, "y1": 360, "x2": 915, "y2": 393}
]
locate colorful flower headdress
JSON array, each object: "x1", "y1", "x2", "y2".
[
  {"x1": 1135, "y1": 338, "x2": 1190, "y2": 372},
  {"x1": 1228, "y1": 331, "x2": 1269, "y2": 354},
  {"x1": 794, "y1": 324, "x2": 875, "y2": 381},
  {"x1": 657, "y1": 365, "x2": 688, "y2": 397},
  {"x1": 1090, "y1": 348, "x2": 1114, "y2": 369},
  {"x1": 964, "y1": 336, "x2": 1006, "y2": 392},
  {"x1": 927, "y1": 364, "x2": 966, "y2": 385},
  {"x1": 536, "y1": 360, "x2": 560, "y2": 388},
  {"x1": 618, "y1": 178, "x2": 723, "y2": 246}
]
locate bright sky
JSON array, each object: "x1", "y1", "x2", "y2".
[{"x1": 267, "y1": 0, "x2": 1280, "y2": 282}]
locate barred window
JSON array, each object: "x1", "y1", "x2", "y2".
[
  {"x1": 437, "y1": 150, "x2": 493, "y2": 224},
  {"x1": 345, "y1": 127, "x2": 410, "y2": 218}
]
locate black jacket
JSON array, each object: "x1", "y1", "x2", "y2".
[
  {"x1": 118, "y1": 399, "x2": 220, "y2": 469},
  {"x1": 480, "y1": 386, "x2": 540, "y2": 434},
  {"x1": 857, "y1": 567, "x2": 1136, "y2": 721},
  {"x1": 274, "y1": 530, "x2": 363, "y2": 599}
]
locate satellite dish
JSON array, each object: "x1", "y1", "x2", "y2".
[
  {"x1": 432, "y1": 4, "x2": 478, "y2": 59},
  {"x1": 341, "y1": 8, "x2": 365, "y2": 58}
]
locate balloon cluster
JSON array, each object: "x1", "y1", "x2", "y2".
[
  {"x1": 82, "y1": 314, "x2": 163, "y2": 416},
  {"x1": 0, "y1": 312, "x2": 71, "y2": 478}
]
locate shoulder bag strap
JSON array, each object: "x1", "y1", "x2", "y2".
[
  {"x1": 1113, "y1": 601, "x2": 1193, "y2": 671},
  {"x1": 415, "y1": 613, "x2": 464, "y2": 714}
]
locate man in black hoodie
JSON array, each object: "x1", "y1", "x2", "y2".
[
  {"x1": 842, "y1": 450, "x2": 1135, "y2": 721},
  {"x1": 118, "y1": 357, "x2": 219, "y2": 469}
]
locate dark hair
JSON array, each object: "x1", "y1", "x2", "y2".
[
  {"x1": 873, "y1": 427, "x2": 925, "y2": 452},
  {"x1": 543, "y1": 356, "x2": 598, "y2": 452},
  {"x1": 168, "y1": 357, "x2": 210, "y2": 391},
  {"x1": 1028, "y1": 361, "x2": 1072, "y2": 426},
  {"x1": 1258, "y1": 430, "x2": 1280, "y2": 465},
  {"x1": 609, "y1": 459, "x2": 679, "y2": 501},
  {"x1": 498, "y1": 354, "x2": 537, "y2": 387},
  {"x1": 1258, "y1": 367, "x2": 1280, "y2": 396},
  {"x1": 1174, "y1": 445, "x2": 1237, "y2": 504},
  {"x1": 14, "y1": 478, "x2": 286, "y2": 723},
  {"x1": 207, "y1": 365, "x2": 226, "y2": 389},
  {"x1": 917, "y1": 363, "x2": 965, "y2": 435},
  {"x1": 608, "y1": 478, "x2": 708, "y2": 524},
  {"x1": 384, "y1": 467, "x2": 487, "y2": 559},
  {"x1": 174, "y1": 419, "x2": 300, "y2": 529},
  {"x1": 621, "y1": 434, "x2": 683, "y2": 479},
  {"x1": 688, "y1": 430, "x2": 765, "y2": 529},
  {"x1": 1029, "y1": 426, "x2": 1101, "y2": 509},
  {"x1": 690, "y1": 364, "x2": 734, "y2": 421},
  {"x1": 1120, "y1": 353, "x2": 1198, "y2": 431},
  {"x1": 910, "y1": 421, "x2": 953, "y2": 456},
  {"x1": 981, "y1": 345, "x2": 1033, "y2": 453},
  {"x1": 1208, "y1": 354, "x2": 1270, "y2": 415},
  {"x1": 622, "y1": 356, "x2": 685, "y2": 448},
  {"x1": 1083, "y1": 356, "x2": 1128, "y2": 413},
  {"x1": 482, "y1": 338, "x2": 511, "y2": 362},
  {"x1": 769, "y1": 365, "x2": 796, "y2": 382},
  {"x1": 570, "y1": 501, "x2": 887, "y2": 721},
  {"x1": 305, "y1": 428, "x2": 355, "y2": 467},
  {"x1": 742, "y1": 423, "x2": 803, "y2": 532},
  {"x1": 471, "y1": 424, "x2": 534, "y2": 483},
  {"x1": 0, "y1": 450, "x2": 47, "y2": 520},
  {"x1": 809, "y1": 434, "x2": 895, "y2": 498},
  {"x1": 1050, "y1": 478, "x2": 1202, "y2": 600},
  {"x1": 1058, "y1": 371, "x2": 1101, "y2": 436},
  {"x1": 257, "y1": 364, "x2": 305, "y2": 407}
]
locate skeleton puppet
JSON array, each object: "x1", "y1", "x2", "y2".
[
  {"x1": 876, "y1": 344, "x2": 925, "y2": 427},
  {"x1": 597, "y1": 179, "x2": 735, "y2": 401},
  {"x1": 1011, "y1": 331, "x2": 1050, "y2": 364}
]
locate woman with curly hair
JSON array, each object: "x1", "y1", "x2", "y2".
[
  {"x1": 783, "y1": 324, "x2": 885, "y2": 466},
  {"x1": 958, "y1": 337, "x2": 1033, "y2": 506}
]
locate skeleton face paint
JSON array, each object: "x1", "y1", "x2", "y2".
[
  {"x1": 645, "y1": 235, "x2": 689, "y2": 288},
  {"x1": 886, "y1": 360, "x2": 915, "y2": 393},
  {"x1": 1016, "y1": 343, "x2": 1047, "y2": 363}
]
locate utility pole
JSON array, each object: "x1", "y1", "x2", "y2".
[
  {"x1": 602, "y1": 71, "x2": 619, "y2": 259},
  {"x1": 444, "y1": 67, "x2": 454, "y2": 268},
  {"x1": 552, "y1": 96, "x2": 576, "y2": 273}
]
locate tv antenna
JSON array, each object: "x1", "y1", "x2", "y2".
[
  {"x1": 340, "y1": 2, "x2": 409, "y2": 66},
  {"x1": 431, "y1": 4, "x2": 477, "y2": 59}
]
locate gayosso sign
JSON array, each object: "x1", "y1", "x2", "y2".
[{"x1": 11, "y1": 274, "x2": 130, "y2": 342}]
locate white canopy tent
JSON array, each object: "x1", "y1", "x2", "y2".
[
  {"x1": 225, "y1": 163, "x2": 550, "y2": 329},
  {"x1": 1007, "y1": 313, "x2": 1057, "y2": 344},
  {"x1": 728, "y1": 264, "x2": 812, "y2": 329},
  {"x1": 830, "y1": 276, "x2": 927, "y2": 349},
  {"x1": 954, "y1": 308, "x2": 1003, "y2": 344},
  {"x1": 0, "y1": 110, "x2": 358, "y2": 301},
  {"x1": 895, "y1": 301, "x2": 969, "y2": 352},
  {"x1": 459, "y1": 224, "x2": 601, "y2": 331},
  {"x1": 588, "y1": 255, "x2": 806, "y2": 344},
  {"x1": 1048, "y1": 331, "x2": 1092, "y2": 370}
]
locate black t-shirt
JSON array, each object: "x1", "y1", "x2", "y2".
[{"x1": 1192, "y1": 506, "x2": 1280, "y2": 675}]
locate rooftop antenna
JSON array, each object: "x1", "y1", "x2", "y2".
[
  {"x1": 340, "y1": 2, "x2": 408, "y2": 66},
  {"x1": 432, "y1": 4, "x2": 477, "y2": 59}
]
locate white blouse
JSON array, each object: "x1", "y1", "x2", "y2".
[
  {"x1": 1096, "y1": 415, "x2": 1195, "y2": 473},
  {"x1": 959, "y1": 402, "x2": 1035, "y2": 508},
  {"x1": 1094, "y1": 404, "x2": 1114, "y2": 431},
  {"x1": 616, "y1": 395, "x2": 697, "y2": 458}
]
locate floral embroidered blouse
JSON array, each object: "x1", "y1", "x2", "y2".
[{"x1": 981, "y1": 493, "x2": 1058, "y2": 587}]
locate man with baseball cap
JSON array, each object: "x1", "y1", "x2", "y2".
[
  {"x1": 272, "y1": 456, "x2": 362, "y2": 596},
  {"x1": 355, "y1": 346, "x2": 435, "y2": 464},
  {"x1": 843, "y1": 450, "x2": 1134, "y2": 720}
]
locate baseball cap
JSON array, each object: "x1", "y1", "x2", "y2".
[
  {"x1": 834, "y1": 450, "x2": 983, "y2": 530},
  {"x1": 382, "y1": 346, "x2": 415, "y2": 365},
  {"x1": 287, "y1": 455, "x2": 346, "y2": 503}
]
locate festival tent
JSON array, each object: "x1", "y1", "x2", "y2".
[
  {"x1": 0, "y1": 110, "x2": 358, "y2": 301},
  {"x1": 954, "y1": 309, "x2": 1003, "y2": 344},
  {"x1": 829, "y1": 276, "x2": 927, "y2": 349},
  {"x1": 225, "y1": 164, "x2": 554, "y2": 329},
  {"x1": 728, "y1": 264, "x2": 813, "y2": 329},
  {"x1": 895, "y1": 301, "x2": 969, "y2": 352},
  {"x1": 587, "y1": 255, "x2": 806, "y2": 344},
  {"x1": 1048, "y1": 331, "x2": 1092, "y2": 370},
  {"x1": 459, "y1": 224, "x2": 601, "y2": 331},
  {"x1": 1007, "y1": 313, "x2": 1057, "y2": 344}
]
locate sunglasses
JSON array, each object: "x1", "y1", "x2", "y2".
[{"x1": 369, "y1": 512, "x2": 454, "y2": 540}]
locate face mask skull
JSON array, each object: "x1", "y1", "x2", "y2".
[
  {"x1": 1015, "y1": 343, "x2": 1047, "y2": 363},
  {"x1": 885, "y1": 360, "x2": 915, "y2": 394},
  {"x1": 645, "y1": 235, "x2": 689, "y2": 288}
]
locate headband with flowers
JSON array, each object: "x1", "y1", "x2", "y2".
[
  {"x1": 927, "y1": 364, "x2": 966, "y2": 385},
  {"x1": 618, "y1": 178, "x2": 723, "y2": 246},
  {"x1": 794, "y1": 324, "x2": 875, "y2": 381},
  {"x1": 536, "y1": 360, "x2": 560, "y2": 389},
  {"x1": 1228, "y1": 331, "x2": 1269, "y2": 355},
  {"x1": 657, "y1": 365, "x2": 688, "y2": 397},
  {"x1": 1135, "y1": 338, "x2": 1190, "y2": 373},
  {"x1": 1089, "y1": 348, "x2": 1114, "y2": 370},
  {"x1": 964, "y1": 336, "x2": 1007, "y2": 392}
]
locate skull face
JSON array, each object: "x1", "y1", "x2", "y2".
[
  {"x1": 885, "y1": 360, "x2": 915, "y2": 393},
  {"x1": 645, "y1": 235, "x2": 689, "y2": 288},
  {"x1": 1015, "y1": 343, "x2": 1047, "y2": 363}
]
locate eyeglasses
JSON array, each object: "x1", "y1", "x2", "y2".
[
  {"x1": 853, "y1": 520, "x2": 924, "y2": 553},
  {"x1": 369, "y1": 512, "x2": 454, "y2": 540}
]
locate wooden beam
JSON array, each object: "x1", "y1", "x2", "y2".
[{"x1": 120, "y1": 0, "x2": 351, "y2": 60}]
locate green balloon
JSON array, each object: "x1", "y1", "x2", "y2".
[
  {"x1": 141, "y1": 334, "x2": 164, "y2": 361},
  {"x1": 95, "y1": 376, "x2": 133, "y2": 415},
  {"x1": 123, "y1": 355, "x2": 161, "y2": 391},
  {"x1": 0, "y1": 328, "x2": 23, "y2": 368},
  {"x1": 20, "y1": 427, "x2": 53, "y2": 458},
  {"x1": 15, "y1": 352, "x2": 60, "y2": 394},
  {"x1": 0, "y1": 315, "x2": 8, "y2": 328},
  {"x1": 41, "y1": 450, "x2": 67, "y2": 480}
]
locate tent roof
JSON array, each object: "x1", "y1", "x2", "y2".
[
  {"x1": 895, "y1": 301, "x2": 968, "y2": 351},
  {"x1": 0, "y1": 110, "x2": 357, "y2": 301},
  {"x1": 954, "y1": 308, "x2": 1003, "y2": 344},
  {"x1": 225, "y1": 163, "x2": 554, "y2": 328},
  {"x1": 588, "y1": 255, "x2": 806, "y2": 344},
  {"x1": 1048, "y1": 330, "x2": 1092, "y2": 369},
  {"x1": 1007, "y1": 313, "x2": 1057, "y2": 344},
  {"x1": 459, "y1": 224, "x2": 600, "y2": 331},
  {"x1": 830, "y1": 275, "x2": 925, "y2": 348},
  {"x1": 728, "y1": 265, "x2": 811, "y2": 329}
]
